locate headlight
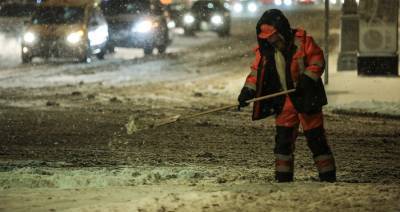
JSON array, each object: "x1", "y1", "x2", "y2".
[
  {"x1": 22, "y1": 47, "x2": 29, "y2": 53},
  {"x1": 183, "y1": 14, "x2": 195, "y2": 25},
  {"x1": 167, "y1": 20, "x2": 176, "y2": 29},
  {"x1": 67, "y1": 30, "x2": 84, "y2": 44},
  {"x1": 211, "y1": 15, "x2": 223, "y2": 25},
  {"x1": 89, "y1": 25, "x2": 108, "y2": 46},
  {"x1": 247, "y1": 2, "x2": 258, "y2": 13},
  {"x1": 284, "y1": 0, "x2": 292, "y2": 6},
  {"x1": 133, "y1": 20, "x2": 153, "y2": 33},
  {"x1": 223, "y1": 2, "x2": 231, "y2": 10},
  {"x1": 233, "y1": 3, "x2": 243, "y2": 13},
  {"x1": 274, "y1": 0, "x2": 282, "y2": 6},
  {"x1": 23, "y1": 32, "x2": 36, "y2": 43}
]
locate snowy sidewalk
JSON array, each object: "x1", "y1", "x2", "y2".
[{"x1": 325, "y1": 53, "x2": 400, "y2": 116}]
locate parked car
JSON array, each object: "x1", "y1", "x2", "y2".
[
  {"x1": 182, "y1": 0, "x2": 231, "y2": 37},
  {"x1": 101, "y1": 0, "x2": 171, "y2": 55},
  {"x1": 21, "y1": 0, "x2": 109, "y2": 63}
]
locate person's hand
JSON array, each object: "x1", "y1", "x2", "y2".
[
  {"x1": 295, "y1": 73, "x2": 326, "y2": 114},
  {"x1": 296, "y1": 73, "x2": 318, "y2": 96},
  {"x1": 295, "y1": 75, "x2": 305, "y2": 97},
  {"x1": 237, "y1": 87, "x2": 255, "y2": 111}
]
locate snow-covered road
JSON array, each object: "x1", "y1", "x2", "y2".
[
  {"x1": 0, "y1": 10, "x2": 399, "y2": 212},
  {"x1": 0, "y1": 26, "x2": 219, "y2": 88}
]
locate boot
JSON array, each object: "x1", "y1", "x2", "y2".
[
  {"x1": 275, "y1": 171, "x2": 293, "y2": 182},
  {"x1": 314, "y1": 154, "x2": 336, "y2": 182},
  {"x1": 275, "y1": 153, "x2": 294, "y2": 182},
  {"x1": 319, "y1": 170, "x2": 336, "y2": 182},
  {"x1": 274, "y1": 126, "x2": 296, "y2": 182}
]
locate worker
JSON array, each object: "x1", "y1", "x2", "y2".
[{"x1": 237, "y1": 9, "x2": 336, "y2": 182}]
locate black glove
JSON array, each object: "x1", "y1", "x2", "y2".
[
  {"x1": 295, "y1": 74, "x2": 306, "y2": 97},
  {"x1": 237, "y1": 87, "x2": 255, "y2": 111},
  {"x1": 294, "y1": 73, "x2": 327, "y2": 114}
]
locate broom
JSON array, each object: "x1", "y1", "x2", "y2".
[{"x1": 152, "y1": 89, "x2": 295, "y2": 128}]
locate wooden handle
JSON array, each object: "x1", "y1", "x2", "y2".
[
  {"x1": 153, "y1": 89, "x2": 295, "y2": 127},
  {"x1": 246, "y1": 89, "x2": 295, "y2": 104}
]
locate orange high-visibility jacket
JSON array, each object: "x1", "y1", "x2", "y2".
[{"x1": 244, "y1": 28, "x2": 325, "y2": 120}]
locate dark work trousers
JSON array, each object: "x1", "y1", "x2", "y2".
[{"x1": 274, "y1": 96, "x2": 336, "y2": 182}]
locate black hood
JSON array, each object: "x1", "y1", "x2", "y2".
[{"x1": 256, "y1": 9, "x2": 293, "y2": 54}]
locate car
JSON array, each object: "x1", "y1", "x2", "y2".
[
  {"x1": 273, "y1": 0, "x2": 294, "y2": 6},
  {"x1": 101, "y1": 0, "x2": 171, "y2": 55},
  {"x1": 165, "y1": 2, "x2": 187, "y2": 29},
  {"x1": 231, "y1": 0, "x2": 260, "y2": 15},
  {"x1": 296, "y1": 0, "x2": 316, "y2": 5},
  {"x1": 182, "y1": 0, "x2": 231, "y2": 37},
  {"x1": 21, "y1": 0, "x2": 109, "y2": 63}
]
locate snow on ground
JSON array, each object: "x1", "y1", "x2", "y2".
[
  {"x1": 0, "y1": 165, "x2": 227, "y2": 189},
  {"x1": 329, "y1": 100, "x2": 400, "y2": 118},
  {"x1": 1, "y1": 164, "x2": 399, "y2": 212},
  {"x1": 0, "y1": 11, "x2": 399, "y2": 211},
  {"x1": 0, "y1": 32, "x2": 21, "y2": 68},
  {"x1": 325, "y1": 51, "x2": 400, "y2": 117},
  {"x1": 0, "y1": 27, "x2": 217, "y2": 88},
  {"x1": 1, "y1": 15, "x2": 398, "y2": 117}
]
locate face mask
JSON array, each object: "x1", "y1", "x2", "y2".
[{"x1": 268, "y1": 35, "x2": 285, "y2": 51}]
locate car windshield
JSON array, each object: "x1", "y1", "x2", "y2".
[
  {"x1": 192, "y1": 1, "x2": 224, "y2": 12},
  {"x1": 0, "y1": 3, "x2": 36, "y2": 17},
  {"x1": 101, "y1": 0, "x2": 151, "y2": 15},
  {"x1": 31, "y1": 6, "x2": 84, "y2": 25}
]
